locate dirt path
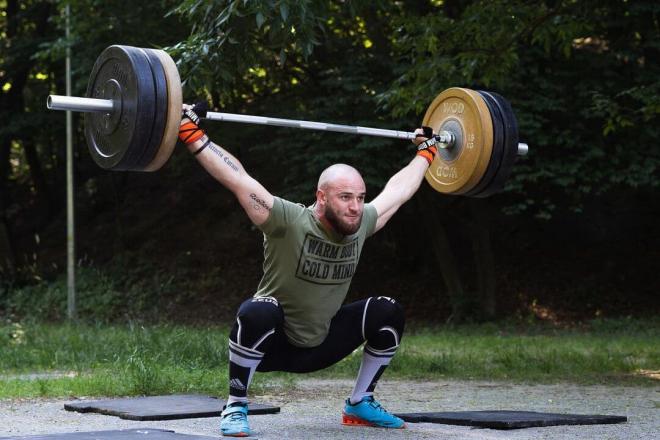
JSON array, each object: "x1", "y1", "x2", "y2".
[{"x1": 1, "y1": 379, "x2": 658, "y2": 439}]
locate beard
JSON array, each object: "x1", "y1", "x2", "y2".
[{"x1": 324, "y1": 204, "x2": 362, "y2": 235}]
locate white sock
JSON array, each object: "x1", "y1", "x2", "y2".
[{"x1": 349, "y1": 348, "x2": 394, "y2": 405}]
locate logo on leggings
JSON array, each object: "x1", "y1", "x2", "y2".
[
  {"x1": 295, "y1": 233, "x2": 360, "y2": 285},
  {"x1": 252, "y1": 296, "x2": 278, "y2": 306}
]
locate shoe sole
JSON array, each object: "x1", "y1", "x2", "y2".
[
  {"x1": 221, "y1": 433, "x2": 249, "y2": 438},
  {"x1": 342, "y1": 412, "x2": 406, "y2": 429}
]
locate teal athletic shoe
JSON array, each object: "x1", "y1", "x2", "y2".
[
  {"x1": 220, "y1": 402, "x2": 250, "y2": 437},
  {"x1": 342, "y1": 396, "x2": 406, "y2": 429}
]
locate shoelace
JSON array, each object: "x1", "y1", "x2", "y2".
[
  {"x1": 224, "y1": 407, "x2": 247, "y2": 422},
  {"x1": 367, "y1": 398, "x2": 388, "y2": 413}
]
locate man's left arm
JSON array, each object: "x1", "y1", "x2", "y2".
[{"x1": 370, "y1": 128, "x2": 437, "y2": 233}]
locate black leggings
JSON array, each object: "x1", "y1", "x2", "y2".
[{"x1": 229, "y1": 296, "x2": 405, "y2": 373}]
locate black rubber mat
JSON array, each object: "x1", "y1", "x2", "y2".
[
  {"x1": 395, "y1": 410, "x2": 627, "y2": 429},
  {"x1": 0, "y1": 428, "x2": 214, "y2": 440},
  {"x1": 64, "y1": 394, "x2": 279, "y2": 421}
]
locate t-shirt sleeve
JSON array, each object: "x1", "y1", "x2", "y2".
[
  {"x1": 257, "y1": 196, "x2": 305, "y2": 237},
  {"x1": 363, "y1": 203, "x2": 378, "y2": 237}
]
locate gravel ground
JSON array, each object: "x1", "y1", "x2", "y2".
[{"x1": 1, "y1": 379, "x2": 658, "y2": 440}]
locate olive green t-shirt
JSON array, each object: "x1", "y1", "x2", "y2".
[{"x1": 254, "y1": 197, "x2": 378, "y2": 347}]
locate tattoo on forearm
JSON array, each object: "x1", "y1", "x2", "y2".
[
  {"x1": 249, "y1": 193, "x2": 271, "y2": 211},
  {"x1": 207, "y1": 143, "x2": 240, "y2": 173},
  {"x1": 208, "y1": 143, "x2": 224, "y2": 159},
  {"x1": 223, "y1": 156, "x2": 239, "y2": 172}
]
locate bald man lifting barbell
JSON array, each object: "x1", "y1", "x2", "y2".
[
  {"x1": 179, "y1": 102, "x2": 441, "y2": 436},
  {"x1": 46, "y1": 45, "x2": 529, "y2": 437}
]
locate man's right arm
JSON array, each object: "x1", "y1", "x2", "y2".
[{"x1": 181, "y1": 109, "x2": 273, "y2": 226}]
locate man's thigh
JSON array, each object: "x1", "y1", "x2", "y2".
[{"x1": 257, "y1": 299, "x2": 368, "y2": 373}]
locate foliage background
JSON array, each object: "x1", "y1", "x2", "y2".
[{"x1": 0, "y1": 0, "x2": 658, "y2": 324}]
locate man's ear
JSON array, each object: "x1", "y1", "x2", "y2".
[{"x1": 316, "y1": 189, "x2": 326, "y2": 207}]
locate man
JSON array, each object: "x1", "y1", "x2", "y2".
[{"x1": 179, "y1": 104, "x2": 438, "y2": 437}]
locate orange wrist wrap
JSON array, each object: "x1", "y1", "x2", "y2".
[
  {"x1": 179, "y1": 121, "x2": 205, "y2": 145},
  {"x1": 416, "y1": 145, "x2": 438, "y2": 165}
]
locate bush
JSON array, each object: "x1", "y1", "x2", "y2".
[{"x1": 0, "y1": 259, "x2": 178, "y2": 323}]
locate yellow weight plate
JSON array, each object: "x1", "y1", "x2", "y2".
[
  {"x1": 422, "y1": 87, "x2": 493, "y2": 194},
  {"x1": 143, "y1": 49, "x2": 182, "y2": 172}
]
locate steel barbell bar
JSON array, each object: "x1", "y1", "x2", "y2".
[{"x1": 47, "y1": 94, "x2": 529, "y2": 155}]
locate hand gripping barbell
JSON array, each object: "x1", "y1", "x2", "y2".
[{"x1": 46, "y1": 45, "x2": 529, "y2": 197}]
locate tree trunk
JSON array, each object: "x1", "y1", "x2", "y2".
[
  {"x1": 0, "y1": 138, "x2": 16, "y2": 274},
  {"x1": 0, "y1": 140, "x2": 10, "y2": 203},
  {"x1": 0, "y1": 137, "x2": 16, "y2": 275},
  {"x1": 416, "y1": 187, "x2": 468, "y2": 322},
  {"x1": 468, "y1": 198, "x2": 497, "y2": 320},
  {"x1": 0, "y1": 215, "x2": 16, "y2": 275},
  {"x1": 18, "y1": 3, "x2": 55, "y2": 220},
  {"x1": 23, "y1": 139, "x2": 55, "y2": 220},
  {"x1": 111, "y1": 173, "x2": 129, "y2": 251}
]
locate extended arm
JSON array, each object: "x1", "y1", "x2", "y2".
[
  {"x1": 180, "y1": 106, "x2": 273, "y2": 226},
  {"x1": 370, "y1": 129, "x2": 437, "y2": 232}
]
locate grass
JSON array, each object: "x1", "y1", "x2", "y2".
[
  {"x1": 0, "y1": 318, "x2": 658, "y2": 398},
  {"x1": 316, "y1": 318, "x2": 660, "y2": 384},
  {"x1": 0, "y1": 323, "x2": 230, "y2": 398}
]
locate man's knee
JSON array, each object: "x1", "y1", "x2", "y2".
[
  {"x1": 230, "y1": 297, "x2": 283, "y2": 352},
  {"x1": 362, "y1": 296, "x2": 405, "y2": 350}
]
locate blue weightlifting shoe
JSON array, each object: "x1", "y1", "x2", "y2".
[
  {"x1": 220, "y1": 402, "x2": 250, "y2": 437},
  {"x1": 342, "y1": 396, "x2": 405, "y2": 429}
]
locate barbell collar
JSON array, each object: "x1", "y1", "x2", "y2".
[
  {"x1": 47, "y1": 95, "x2": 114, "y2": 113},
  {"x1": 435, "y1": 130, "x2": 454, "y2": 149}
]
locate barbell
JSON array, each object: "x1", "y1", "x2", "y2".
[{"x1": 46, "y1": 45, "x2": 529, "y2": 197}]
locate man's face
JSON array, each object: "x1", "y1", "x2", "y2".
[{"x1": 321, "y1": 184, "x2": 366, "y2": 236}]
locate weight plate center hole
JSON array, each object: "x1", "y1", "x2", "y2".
[
  {"x1": 438, "y1": 118, "x2": 463, "y2": 162},
  {"x1": 100, "y1": 79, "x2": 122, "y2": 135}
]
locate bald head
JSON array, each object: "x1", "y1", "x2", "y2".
[
  {"x1": 314, "y1": 164, "x2": 366, "y2": 236},
  {"x1": 317, "y1": 163, "x2": 364, "y2": 191}
]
